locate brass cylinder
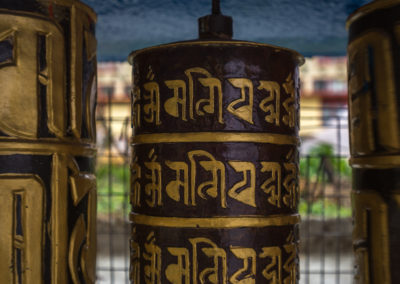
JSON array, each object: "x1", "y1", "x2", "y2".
[
  {"x1": 347, "y1": 0, "x2": 400, "y2": 283},
  {"x1": 0, "y1": 1, "x2": 97, "y2": 283},
  {"x1": 129, "y1": 41, "x2": 303, "y2": 283}
]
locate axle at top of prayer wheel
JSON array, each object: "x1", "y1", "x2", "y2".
[
  {"x1": 0, "y1": 0, "x2": 97, "y2": 283},
  {"x1": 347, "y1": 0, "x2": 400, "y2": 283},
  {"x1": 129, "y1": 0, "x2": 304, "y2": 283}
]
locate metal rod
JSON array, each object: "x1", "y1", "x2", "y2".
[
  {"x1": 212, "y1": 0, "x2": 221, "y2": 14},
  {"x1": 107, "y1": 89, "x2": 115, "y2": 284}
]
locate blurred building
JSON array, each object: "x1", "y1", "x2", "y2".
[
  {"x1": 300, "y1": 56, "x2": 348, "y2": 135},
  {"x1": 300, "y1": 57, "x2": 349, "y2": 155},
  {"x1": 97, "y1": 62, "x2": 132, "y2": 163}
]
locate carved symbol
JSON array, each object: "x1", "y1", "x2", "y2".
[
  {"x1": 185, "y1": 67, "x2": 224, "y2": 123},
  {"x1": 348, "y1": 30, "x2": 400, "y2": 155},
  {"x1": 230, "y1": 247, "x2": 256, "y2": 284},
  {"x1": 258, "y1": 81, "x2": 280, "y2": 126},
  {"x1": 0, "y1": 15, "x2": 66, "y2": 139},
  {"x1": 144, "y1": 232, "x2": 162, "y2": 284},
  {"x1": 0, "y1": 29, "x2": 15, "y2": 66},
  {"x1": 228, "y1": 161, "x2": 256, "y2": 207},
  {"x1": 67, "y1": 156, "x2": 97, "y2": 284},
  {"x1": 165, "y1": 161, "x2": 189, "y2": 204},
  {"x1": 165, "y1": 247, "x2": 190, "y2": 284},
  {"x1": 282, "y1": 73, "x2": 296, "y2": 128},
  {"x1": 0, "y1": 175, "x2": 45, "y2": 283},
  {"x1": 227, "y1": 78, "x2": 254, "y2": 124},
  {"x1": 144, "y1": 149, "x2": 163, "y2": 207},
  {"x1": 164, "y1": 80, "x2": 187, "y2": 121},
  {"x1": 259, "y1": 246, "x2": 282, "y2": 283},
  {"x1": 261, "y1": 162, "x2": 282, "y2": 208},
  {"x1": 189, "y1": 238, "x2": 227, "y2": 284}
]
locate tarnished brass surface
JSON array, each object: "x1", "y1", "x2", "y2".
[
  {"x1": 0, "y1": 1, "x2": 97, "y2": 283},
  {"x1": 132, "y1": 132, "x2": 299, "y2": 145},
  {"x1": 130, "y1": 39, "x2": 303, "y2": 282},
  {"x1": 128, "y1": 40, "x2": 305, "y2": 66},
  {"x1": 352, "y1": 190, "x2": 391, "y2": 283},
  {"x1": 346, "y1": 0, "x2": 400, "y2": 28},
  {"x1": 130, "y1": 214, "x2": 300, "y2": 228},
  {"x1": 348, "y1": 2, "x2": 400, "y2": 282}
]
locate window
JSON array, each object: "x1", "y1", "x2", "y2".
[{"x1": 313, "y1": 80, "x2": 347, "y2": 93}]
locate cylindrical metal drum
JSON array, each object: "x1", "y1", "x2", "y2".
[
  {"x1": 347, "y1": 0, "x2": 400, "y2": 283},
  {"x1": 129, "y1": 39, "x2": 304, "y2": 283},
  {"x1": 0, "y1": 1, "x2": 97, "y2": 283}
]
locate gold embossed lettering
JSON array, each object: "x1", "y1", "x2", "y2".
[
  {"x1": 131, "y1": 155, "x2": 142, "y2": 207},
  {"x1": 283, "y1": 233, "x2": 298, "y2": 284},
  {"x1": 185, "y1": 68, "x2": 223, "y2": 123},
  {"x1": 261, "y1": 162, "x2": 282, "y2": 208},
  {"x1": 190, "y1": 238, "x2": 227, "y2": 284},
  {"x1": 230, "y1": 247, "x2": 256, "y2": 284},
  {"x1": 282, "y1": 163, "x2": 298, "y2": 209},
  {"x1": 144, "y1": 232, "x2": 162, "y2": 284},
  {"x1": 65, "y1": 155, "x2": 97, "y2": 284},
  {"x1": 258, "y1": 81, "x2": 280, "y2": 126},
  {"x1": 228, "y1": 161, "x2": 256, "y2": 207},
  {"x1": 131, "y1": 231, "x2": 141, "y2": 284},
  {"x1": 188, "y1": 150, "x2": 226, "y2": 208},
  {"x1": 132, "y1": 86, "x2": 141, "y2": 128},
  {"x1": 164, "y1": 80, "x2": 187, "y2": 121},
  {"x1": 352, "y1": 190, "x2": 391, "y2": 283},
  {"x1": 144, "y1": 149, "x2": 163, "y2": 207},
  {"x1": 69, "y1": 215, "x2": 87, "y2": 284},
  {"x1": 165, "y1": 247, "x2": 190, "y2": 284},
  {"x1": 227, "y1": 78, "x2": 254, "y2": 124},
  {"x1": 0, "y1": 14, "x2": 65, "y2": 139},
  {"x1": 143, "y1": 82, "x2": 161, "y2": 125},
  {"x1": 165, "y1": 161, "x2": 189, "y2": 205},
  {"x1": 282, "y1": 74, "x2": 296, "y2": 128},
  {"x1": 69, "y1": 6, "x2": 97, "y2": 139},
  {"x1": 0, "y1": 175, "x2": 45, "y2": 283},
  {"x1": 259, "y1": 246, "x2": 282, "y2": 284},
  {"x1": 348, "y1": 31, "x2": 399, "y2": 155}
]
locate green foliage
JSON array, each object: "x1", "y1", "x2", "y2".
[
  {"x1": 299, "y1": 199, "x2": 352, "y2": 218},
  {"x1": 96, "y1": 164, "x2": 130, "y2": 216},
  {"x1": 299, "y1": 143, "x2": 351, "y2": 181}
]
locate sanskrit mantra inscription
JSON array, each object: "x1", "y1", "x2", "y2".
[
  {"x1": 131, "y1": 148, "x2": 299, "y2": 211},
  {"x1": 131, "y1": 229, "x2": 298, "y2": 284},
  {"x1": 132, "y1": 67, "x2": 297, "y2": 129}
]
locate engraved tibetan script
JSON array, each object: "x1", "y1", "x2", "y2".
[
  {"x1": 131, "y1": 231, "x2": 298, "y2": 283},
  {"x1": 132, "y1": 149, "x2": 299, "y2": 210},
  {"x1": 134, "y1": 67, "x2": 298, "y2": 129}
]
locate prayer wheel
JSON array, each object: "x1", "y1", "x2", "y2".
[
  {"x1": 129, "y1": 1, "x2": 304, "y2": 283},
  {"x1": 347, "y1": 0, "x2": 400, "y2": 283},
  {"x1": 0, "y1": 0, "x2": 97, "y2": 283}
]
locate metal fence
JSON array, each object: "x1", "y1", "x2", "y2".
[
  {"x1": 299, "y1": 106, "x2": 353, "y2": 284},
  {"x1": 95, "y1": 100, "x2": 353, "y2": 283}
]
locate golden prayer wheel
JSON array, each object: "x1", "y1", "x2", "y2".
[
  {"x1": 129, "y1": 1, "x2": 304, "y2": 282},
  {"x1": 0, "y1": 0, "x2": 97, "y2": 283},
  {"x1": 347, "y1": 0, "x2": 400, "y2": 283}
]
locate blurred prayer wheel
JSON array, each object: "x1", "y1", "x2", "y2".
[
  {"x1": 347, "y1": 0, "x2": 400, "y2": 283},
  {"x1": 129, "y1": 1, "x2": 304, "y2": 283},
  {"x1": 0, "y1": 0, "x2": 97, "y2": 283}
]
